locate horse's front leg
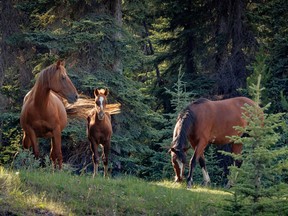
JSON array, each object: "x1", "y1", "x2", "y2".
[
  {"x1": 51, "y1": 128, "x2": 63, "y2": 169},
  {"x1": 23, "y1": 129, "x2": 39, "y2": 157},
  {"x1": 22, "y1": 131, "x2": 31, "y2": 149},
  {"x1": 199, "y1": 155, "x2": 211, "y2": 186},
  {"x1": 187, "y1": 141, "x2": 207, "y2": 188},
  {"x1": 102, "y1": 140, "x2": 111, "y2": 177},
  {"x1": 90, "y1": 139, "x2": 99, "y2": 178},
  {"x1": 187, "y1": 153, "x2": 197, "y2": 188}
]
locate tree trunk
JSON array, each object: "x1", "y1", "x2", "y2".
[
  {"x1": 185, "y1": 1, "x2": 196, "y2": 77},
  {"x1": 110, "y1": 0, "x2": 123, "y2": 74},
  {"x1": 0, "y1": 1, "x2": 32, "y2": 94},
  {"x1": 214, "y1": 0, "x2": 253, "y2": 97},
  {"x1": 214, "y1": 0, "x2": 229, "y2": 73}
]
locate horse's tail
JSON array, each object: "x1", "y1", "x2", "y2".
[{"x1": 64, "y1": 95, "x2": 121, "y2": 119}]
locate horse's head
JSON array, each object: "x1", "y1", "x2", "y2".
[
  {"x1": 170, "y1": 146, "x2": 187, "y2": 182},
  {"x1": 94, "y1": 88, "x2": 109, "y2": 120},
  {"x1": 50, "y1": 60, "x2": 78, "y2": 103}
]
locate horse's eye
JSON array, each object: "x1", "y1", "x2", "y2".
[{"x1": 61, "y1": 74, "x2": 66, "y2": 80}]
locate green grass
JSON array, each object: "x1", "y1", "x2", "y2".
[{"x1": 0, "y1": 166, "x2": 231, "y2": 215}]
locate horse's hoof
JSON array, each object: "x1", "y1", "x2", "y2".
[
  {"x1": 187, "y1": 181, "x2": 192, "y2": 189},
  {"x1": 225, "y1": 183, "x2": 232, "y2": 189},
  {"x1": 201, "y1": 181, "x2": 211, "y2": 187}
]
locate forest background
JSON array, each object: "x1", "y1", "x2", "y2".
[{"x1": 0, "y1": 0, "x2": 287, "y2": 187}]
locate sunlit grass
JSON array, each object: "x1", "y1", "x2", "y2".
[
  {"x1": 156, "y1": 179, "x2": 232, "y2": 195},
  {"x1": 1, "y1": 166, "x2": 232, "y2": 215},
  {"x1": 0, "y1": 166, "x2": 69, "y2": 215}
]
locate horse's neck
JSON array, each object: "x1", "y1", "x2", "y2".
[
  {"x1": 94, "y1": 110, "x2": 108, "y2": 122},
  {"x1": 31, "y1": 81, "x2": 51, "y2": 108}
]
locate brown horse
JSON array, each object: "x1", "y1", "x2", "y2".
[
  {"x1": 170, "y1": 97, "x2": 257, "y2": 188},
  {"x1": 87, "y1": 88, "x2": 112, "y2": 177},
  {"x1": 20, "y1": 60, "x2": 78, "y2": 169}
]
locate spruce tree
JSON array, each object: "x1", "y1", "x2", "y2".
[
  {"x1": 224, "y1": 76, "x2": 288, "y2": 215},
  {"x1": 150, "y1": 66, "x2": 194, "y2": 180}
]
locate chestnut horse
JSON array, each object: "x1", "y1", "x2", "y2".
[
  {"x1": 170, "y1": 97, "x2": 257, "y2": 188},
  {"x1": 87, "y1": 88, "x2": 112, "y2": 177},
  {"x1": 20, "y1": 60, "x2": 78, "y2": 169}
]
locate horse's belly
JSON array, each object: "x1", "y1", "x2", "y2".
[
  {"x1": 33, "y1": 126, "x2": 53, "y2": 138},
  {"x1": 210, "y1": 130, "x2": 242, "y2": 144},
  {"x1": 36, "y1": 130, "x2": 54, "y2": 138}
]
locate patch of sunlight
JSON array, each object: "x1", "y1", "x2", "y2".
[
  {"x1": 154, "y1": 180, "x2": 232, "y2": 196},
  {"x1": 25, "y1": 193, "x2": 70, "y2": 215},
  {"x1": 191, "y1": 187, "x2": 232, "y2": 196},
  {"x1": 154, "y1": 180, "x2": 185, "y2": 189}
]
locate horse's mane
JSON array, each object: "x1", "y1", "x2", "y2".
[
  {"x1": 34, "y1": 64, "x2": 58, "y2": 90},
  {"x1": 173, "y1": 107, "x2": 196, "y2": 151},
  {"x1": 172, "y1": 98, "x2": 209, "y2": 155},
  {"x1": 192, "y1": 98, "x2": 209, "y2": 105},
  {"x1": 25, "y1": 64, "x2": 58, "y2": 100}
]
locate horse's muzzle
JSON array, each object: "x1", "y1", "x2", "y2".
[
  {"x1": 98, "y1": 110, "x2": 105, "y2": 120},
  {"x1": 67, "y1": 93, "x2": 78, "y2": 104}
]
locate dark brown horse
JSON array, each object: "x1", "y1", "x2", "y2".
[
  {"x1": 170, "y1": 97, "x2": 257, "y2": 188},
  {"x1": 20, "y1": 60, "x2": 78, "y2": 169},
  {"x1": 87, "y1": 88, "x2": 112, "y2": 177}
]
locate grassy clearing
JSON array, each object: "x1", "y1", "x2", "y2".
[{"x1": 0, "y1": 166, "x2": 231, "y2": 215}]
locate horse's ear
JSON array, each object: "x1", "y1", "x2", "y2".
[
  {"x1": 104, "y1": 88, "x2": 109, "y2": 96},
  {"x1": 56, "y1": 60, "x2": 61, "y2": 69},
  {"x1": 56, "y1": 60, "x2": 65, "y2": 69},
  {"x1": 94, "y1": 89, "x2": 99, "y2": 97}
]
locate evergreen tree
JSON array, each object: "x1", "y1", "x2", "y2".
[
  {"x1": 251, "y1": 0, "x2": 288, "y2": 113},
  {"x1": 224, "y1": 76, "x2": 288, "y2": 215},
  {"x1": 144, "y1": 66, "x2": 194, "y2": 180},
  {"x1": 0, "y1": 0, "x2": 165, "y2": 180},
  {"x1": 165, "y1": 66, "x2": 194, "y2": 116}
]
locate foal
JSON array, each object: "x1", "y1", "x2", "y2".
[{"x1": 87, "y1": 88, "x2": 112, "y2": 177}]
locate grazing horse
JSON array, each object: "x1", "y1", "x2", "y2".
[
  {"x1": 20, "y1": 60, "x2": 78, "y2": 169},
  {"x1": 87, "y1": 88, "x2": 112, "y2": 177},
  {"x1": 170, "y1": 97, "x2": 257, "y2": 188}
]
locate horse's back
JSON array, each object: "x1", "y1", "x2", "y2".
[{"x1": 189, "y1": 97, "x2": 255, "y2": 144}]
